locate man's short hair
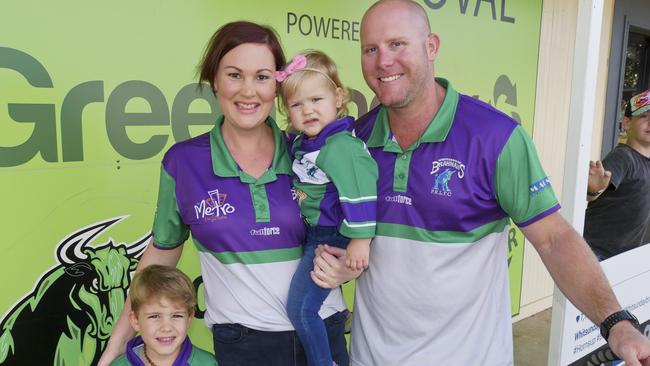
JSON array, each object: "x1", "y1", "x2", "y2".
[{"x1": 129, "y1": 265, "x2": 196, "y2": 315}]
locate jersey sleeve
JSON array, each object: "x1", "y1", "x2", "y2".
[
  {"x1": 494, "y1": 125, "x2": 560, "y2": 227},
  {"x1": 152, "y1": 163, "x2": 190, "y2": 248},
  {"x1": 318, "y1": 133, "x2": 378, "y2": 238},
  {"x1": 601, "y1": 146, "x2": 631, "y2": 190},
  {"x1": 190, "y1": 346, "x2": 218, "y2": 365}
]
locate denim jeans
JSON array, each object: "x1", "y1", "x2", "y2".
[
  {"x1": 212, "y1": 310, "x2": 349, "y2": 366},
  {"x1": 286, "y1": 226, "x2": 350, "y2": 366}
]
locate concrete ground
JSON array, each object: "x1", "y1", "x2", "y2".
[{"x1": 513, "y1": 308, "x2": 552, "y2": 365}]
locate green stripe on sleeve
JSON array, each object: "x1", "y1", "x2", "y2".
[{"x1": 152, "y1": 165, "x2": 189, "y2": 248}]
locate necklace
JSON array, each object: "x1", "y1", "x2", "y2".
[{"x1": 143, "y1": 344, "x2": 158, "y2": 366}]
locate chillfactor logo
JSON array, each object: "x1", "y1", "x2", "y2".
[
  {"x1": 250, "y1": 227, "x2": 281, "y2": 236},
  {"x1": 384, "y1": 194, "x2": 412, "y2": 206},
  {"x1": 0, "y1": 217, "x2": 149, "y2": 366},
  {"x1": 194, "y1": 189, "x2": 236, "y2": 221},
  {"x1": 430, "y1": 158, "x2": 466, "y2": 196}
]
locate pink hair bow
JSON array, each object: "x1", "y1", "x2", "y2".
[{"x1": 275, "y1": 54, "x2": 307, "y2": 82}]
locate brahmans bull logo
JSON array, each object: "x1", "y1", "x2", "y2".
[
  {"x1": 0, "y1": 217, "x2": 149, "y2": 365},
  {"x1": 430, "y1": 158, "x2": 466, "y2": 197}
]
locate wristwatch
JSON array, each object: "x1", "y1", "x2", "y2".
[{"x1": 600, "y1": 310, "x2": 639, "y2": 341}]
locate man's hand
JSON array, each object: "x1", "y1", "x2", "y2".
[
  {"x1": 311, "y1": 244, "x2": 363, "y2": 288},
  {"x1": 588, "y1": 160, "x2": 611, "y2": 198},
  {"x1": 607, "y1": 321, "x2": 650, "y2": 366}
]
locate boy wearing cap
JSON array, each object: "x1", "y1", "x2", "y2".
[{"x1": 584, "y1": 89, "x2": 650, "y2": 259}]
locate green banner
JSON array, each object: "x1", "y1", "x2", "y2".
[{"x1": 0, "y1": 0, "x2": 541, "y2": 363}]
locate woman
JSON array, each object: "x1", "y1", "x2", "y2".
[{"x1": 98, "y1": 21, "x2": 349, "y2": 366}]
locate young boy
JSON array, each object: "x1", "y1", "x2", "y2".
[{"x1": 111, "y1": 265, "x2": 216, "y2": 366}]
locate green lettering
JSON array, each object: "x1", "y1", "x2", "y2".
[
  {"x1": 171, "y1": 84, "x2": 220, "y2": 142},
  {"x1": 474, "y1": 0, "x2": 497, "y2": 20},
  {"x1": 106, "y1": 81, "x2": 169, "y2": 160},
  {"x1": 0, "y1": 47, "x2": 56, "y2": 167},
  {"x1": 1, "y1": 105, "x2": 57, "y2": 166},
  {"x1": 349, "y1": 88, "x2": 368, "y2": 118},
  {"x1": 500, "y1": 0, "x2": 515, "y2": 23},
  {"x1": 423, "y1": 0, "x2": 446, "y2": 10},
  {"x1": 61, "y1": 81, "x2": 105, "y2": 161},
  {"x1": 0, "y1": 47, "x2": 53, "y2": 87}
]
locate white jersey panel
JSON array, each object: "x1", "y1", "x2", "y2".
[
  {"x1": 351, "y1": 230, "x2": 513, "y2": 365},
  {"x1": 199, "y1": 253, "x2": 346, "y2": 331}
]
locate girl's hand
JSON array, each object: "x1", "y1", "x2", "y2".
[{"x1": 345, "y1": 238, "x2": 371, "y2": 271}]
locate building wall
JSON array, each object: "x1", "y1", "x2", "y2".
[{"x1": 514, "y1": 0, "x2": 614, "y2": 321}]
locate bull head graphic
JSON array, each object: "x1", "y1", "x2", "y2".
[{"x1": 0, "y1": 217, "x2": 149, "y2": 366}]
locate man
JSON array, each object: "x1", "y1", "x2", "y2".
[
  {"x1": 584, "y1": 90, "x2": 650, "y2": 260},
  {"x1": 311, "y1": 0, "x2": 650, "y2": 365}
]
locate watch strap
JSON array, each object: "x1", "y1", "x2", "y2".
[{"x1": 600, "y1": 310, "x2": 639, "y2": 341}]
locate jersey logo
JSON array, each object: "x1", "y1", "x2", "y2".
[
  {"x1": 384, "y1": 194, "x2": 412, "y2": 206},
  {"x1": 293, "y1": 152, "x2": 330, "y2": 184},
  {"x1": 529, "y1": 176, "x2": 552, "y2": 196},
  {"x1": 250, "y1": 226, "x2": 281, "y2": 236},
  {"x1": 295, "y1": 188, "x2": 307, "y2": 206},
  {"x1": 193, "y1": 189, "x2": 236, "y2": 221},
  {"x1": 430, "y1": 158, "x2": 465, "y2": 197}
]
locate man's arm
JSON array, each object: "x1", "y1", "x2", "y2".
[
  {"x1": 311, "y1": 244, "x2": 362, "y2": 288},
  {"x1": 520, "y1": 212, "x2": 650, "y2": 365}
]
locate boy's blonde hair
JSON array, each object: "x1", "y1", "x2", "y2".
[
  {"x1": 277, "y1": 50, "x2": 351, "y2": 120},
  {"x1": 130, "y1": 265, "x2": 196, "y2": 315}
]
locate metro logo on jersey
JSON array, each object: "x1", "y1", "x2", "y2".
[{"x1": 194, "y1": 189, "x2": 236, "y2": 221}]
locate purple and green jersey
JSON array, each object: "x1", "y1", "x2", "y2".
[
  {"x1": 349, "y1": 79, "x2": 560, "y2": 365},
  {"x1": 291, "y1": 116, "x2": 378, "y2": 238},
  {"x1": 152, "y1": 116, "x2": 345, "y2": 331}
]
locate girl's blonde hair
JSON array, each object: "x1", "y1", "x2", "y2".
[{"x1": 277, "y1": 50, "x2": 351, "y2": 120}]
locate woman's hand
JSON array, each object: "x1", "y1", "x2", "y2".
[
  {"x1": 97, "y1": 336, "x2": 131, "y2": 366},
  {"x1": 310, "y1": 244, "x2": 363, "y2": 288}
]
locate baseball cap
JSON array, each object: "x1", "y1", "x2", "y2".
[{"x1": 625, "y1": 90, "x2": 650, "y2": 117}]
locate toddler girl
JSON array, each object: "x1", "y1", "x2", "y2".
[{"x1": 277, "y1": 50, "x2": 378, "y2": 366}]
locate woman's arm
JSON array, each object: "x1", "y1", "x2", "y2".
[{"x1": 97, "y1": 241, "x2": 184, "y2": 366}]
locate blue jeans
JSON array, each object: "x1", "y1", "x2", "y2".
[
  {"x1": 212, "y1": 310, "x2": 349, "y2": 366},
  {"x1": 286, "y1": 226, "x2": 350, "y2": 366}
]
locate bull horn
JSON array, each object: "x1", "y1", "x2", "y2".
[
  {"x1": 126, "y1": 232, "x2": 152, "y2": 258},
  {"x1": 57, "y1": 216, "x2": 126, "y2": 264}
]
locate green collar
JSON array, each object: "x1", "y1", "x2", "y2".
[
  {"x1": 366, "y1": 78, "x2": 458, "y2": 151},
  {"x1": 209, "y1": 115, "x2": 292, "y2": 184}
]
